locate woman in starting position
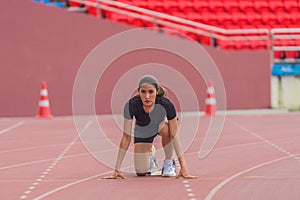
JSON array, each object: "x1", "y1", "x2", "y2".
[{"x1": 104, "y1": 75, "x2": 197, "y2": 179}]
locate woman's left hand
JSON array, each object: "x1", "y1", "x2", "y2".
[
  {"x1": 175, "y1": 169, "x2": 198, "y2": 179},
  {"x1": 101, "y1": 170, "x2": 126, "y2": 179}
]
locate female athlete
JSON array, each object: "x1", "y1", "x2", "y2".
[{"x1": 103, "y1": 75, "x2": 197, "y2": 179}]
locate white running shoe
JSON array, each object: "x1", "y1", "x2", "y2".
[{"x1": 162, "y1": 159, "x2": 176, "y2": 177}]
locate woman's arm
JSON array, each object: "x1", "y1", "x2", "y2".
[
  {"x1": 102, "y1": 118, "x2": 132, "y2": 179},
  {"x1": 168, "y1": 118, "x2": 198, "y2": 179},
  {"x1": 115, "y1": 118, "x2": 132, "y2": 170}
]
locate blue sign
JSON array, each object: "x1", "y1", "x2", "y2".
[{"x1": 272, "y1": 64, "x2": 300, "y2": 76}]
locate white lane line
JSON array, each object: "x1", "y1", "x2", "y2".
[
  {"x1": 32, "y1": 163, "x2": 135, "y2": 200},
  {"x1": 180, "y1": 163, "x2": 197, "y2": 199},
  {"x1": 205, "y1": 119, "x2": 300, "y2": 200},
  {"x1": 0, "y1": 158, "x2": 56, "y2": 171},
  {"x1": 204, "y1": 153, "x2": 300, "y2": 200},
  {"x1": 3, "y1": 132, "x2": 293, "y2": 171},
  {"x1": 183, "y1": 180, "x2": 197, "y2": 200},
  {"x1": 0, "y1": 121, "x2": 24, "y2": 135},
  {"x1": 0, "y1": 148, "x2": 115, "y2": 171},
  {"x1": 18, "y1": 120, "x2": 93, "y2": 200},
  {"x1": 229, "y1": 119, "x2": 298, "y2": 161},
  {"x1": 0, "y1": 143, "x2": 74, "y2": 154},
  {"x1": 0, "y1": 125, "x2": 115, "y2": 153},
  {"x1": 32, "y1": 170, "x2": 113, "y2": 200}
]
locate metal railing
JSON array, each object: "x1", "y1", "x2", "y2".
[
  {"x1": 271, "y1": 28, "x2": 300, "y2": 62},
  {"x1": 271, "y1": 28, "x2": 300, "y2": 51}
]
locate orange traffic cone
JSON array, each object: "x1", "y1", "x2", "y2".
[
  {"x1": 205, "y1": 80, "x2": 216, "y2": 116},
  {"x1": 36, "y1": 81, "x2": 52, "y2": 118}
]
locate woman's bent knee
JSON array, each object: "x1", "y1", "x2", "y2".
[{"x1": 159, "y1": 122, "x2": 169, "y2": 136}]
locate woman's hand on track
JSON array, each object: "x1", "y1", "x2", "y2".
[
  {"x1": 101, "y1": 170, "x2": 126, "y2": 179},
  {"x1": 175, "y1": 169, "x2": 198, "y2": 179}
]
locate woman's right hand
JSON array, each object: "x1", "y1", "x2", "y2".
[{"x1": 101, "y1": 170, "x2": 126, "y2": 179}]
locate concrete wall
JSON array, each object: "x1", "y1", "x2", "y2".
[
  {"x1": 0, "y1": 0, "x2": 271, "y2": 117},
  {"x1": 272, "y1": 76, "x2": 300, "y2": 110},
  {"x1": 205, "y1": 48, "x2": 271, "y2": 110}
]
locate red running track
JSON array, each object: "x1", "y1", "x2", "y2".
[{"x1": 0, "y1": 112, "x2": 300, "y2": 200}]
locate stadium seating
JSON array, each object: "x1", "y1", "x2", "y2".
[
  {"x1": 69, "y1": 0, "x2": 83, "y2": 7},
  {"x1": 223, "y1": 0, "x2": 240, "y2": 13},
  {"x1": 78, "y1": 0, "x2": 300, "y2": 57}
]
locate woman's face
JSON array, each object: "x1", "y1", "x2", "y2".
[{"x1": 139, "y1": 83, "x2": 157, "y2": 108}]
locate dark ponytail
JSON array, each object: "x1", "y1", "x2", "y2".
[{"x1": 157, "y1": 85, "x2": 167, "y2": 97}]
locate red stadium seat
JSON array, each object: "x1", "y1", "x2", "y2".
[
  {"x1": 284, "y1": 0, "x2": 299, "y2": 13},
  {"x1": 246, "y1": 11, "x2": 263, "y2": 27},
  {"x1": 223, "y1": 0, "x2": 240, "y2": 12},
  {"x1": 254, "y1": 1, "x2": 270, "y2": 13},
  {"x1": 86, "y1": 0, "x2": 108, "y2": 17},
  {"x1": 163, "y1": 0, "x2": 180, "y2": 14},
  {"x1": 290, "y1": 12, "x2": 300, "y2": 25},
  {"x1": 272, "y1": 24, "x2": 287, "y2": 28},
  {"x1": 162, "y1": 27, "x2": 187, "y2": 40},
  {"x1": 295, "y1": 39, "x2": 300, "y2": 46},
  {"x1": 225, "y1": 24, "x2": 240, "y2": 30},
  {"x1": 69, "y1": 0, "x2": 83, "y2": 7},
  {"x1": 255, "y1": 24, "x2": 272, "y2": 29},
  {"x1": 109, "y1": 13, "x2": 130, "y2": 24},
  {"x1": 217, "y1": 12, "x2": 233, "y2": 27},
  {"x1": 147, "y1": 1, "x2": 165, "y2": 12},
  {"x1": 186, "y1": 12, "x2": 203, "y2": 23},
  {"x1": 182, "y1": 31, "x2": 200, "y2": 42},
  {"x1": 194, "y1": 1, "x2": 210, "y2": 13},
  {"x1": 273, "y1": 40, "x2": 282, "y2": 46},
  {"x1": 261, "y1": 11, "x2": 278, "y2": 27},
  {"x1": 274, "y1": 51, "x2": 285, "y2": 59},
  {"x1": 85, "y1": 0, "x2": 97, "y2": 16},
  {"x1": 130, "y1": 0, "x2": 149, "y2": 9},
  {"x1": 250, "y1": 40, "x2": 268, "y2": 50},
  {"x1": 269, "y1": 0, "x2": 284, "y2": 3},
  {"x1": 118, "y1": 0, "x2": 132, "y2": 3},
  {"x1": 234, "y1": 40, "x2": 251, "y2": 50},
  {"x1": 178, "y1": 1, "x2": 195, "y2": 14},
  {"x1": 201, "y1": 11, "x2": 218, "y2": 26},
  {"x1": 276, "y1": 12, "x2": 293, "y2": 26},
  {"x1": 288, "y1": 24, "x2": 300, "y2": 28},
  {"x1": 208, "y1": 0, "x2": 225, "y2": 12},
  {"x1": 285, "y1": 51, "x2": 299, "y2": 59},
  {"x1": 172, "y1": 11, "x2": 186, "y2": 19},
  {"x1": 240, "y1": 24, "x2": 256, "y2": 29},
  {"x1": 269, "y1": 1, "x2": 285, "y2": 13},
  {"x1": 239, "y1": 0, "x2": 255, "y2": 12},
  {"x1": 198, "y1": 34, "x2": 211, "y2": 46},
  {"x1": 280, "y1": 39, "x2": 296, "y2": 47},
  {"x1": 217, "y1": 39, "x2": 235, "y2": 50},
  {"x1": 142, "y1": 20, "x2": 155, "y2": 28},
  {"x1": 231, "y1": 11, "x2": 248, "y2": 26},
  {"x1": 131, "y1": 18, "x2": 148, "y2": 27}
]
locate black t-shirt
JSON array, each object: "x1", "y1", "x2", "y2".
[{"x1": 123, "y1": 95, "x2": 176, "y2": 138}]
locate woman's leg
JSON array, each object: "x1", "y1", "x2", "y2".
[
  {"x1": 159, "y1": 122, "x2": 177, "y2": 176},
  {"x1": 159, "y1": 122, "x2": 174, "y2": 159},
  {"x1": 134, "y1": 142, "x2": 152, "y2": 176}
]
